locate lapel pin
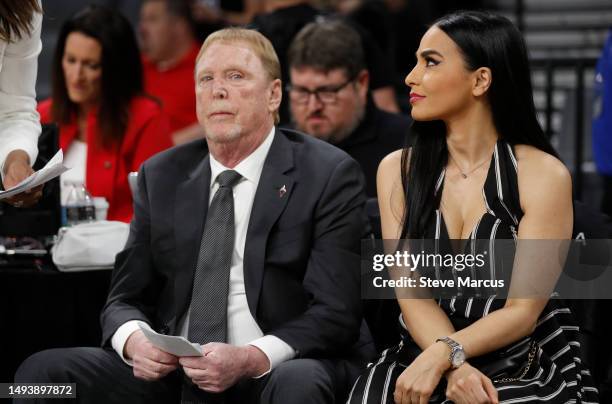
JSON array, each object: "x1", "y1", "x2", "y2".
[{"x1": 279, "y1": 185, "x2": 287, "y2": 198}]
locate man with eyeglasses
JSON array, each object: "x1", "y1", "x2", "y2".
[
  {"x1": 287, "y1": 20, "x2": 411, "y2": 354},
  {"x1": 287, "y1": 19, "x2": 411, "y2": 198}
]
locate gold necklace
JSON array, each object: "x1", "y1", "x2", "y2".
[{"x1": 448, "y1": 153, "x2": 490, "y2": 179}]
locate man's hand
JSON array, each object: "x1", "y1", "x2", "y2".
[
  {"x1": 3, "y1": 149, "x2": 42, "y2": 208},
  {"x1": 394, "y1": 342, "x2": 449, "y2": 404},
  {"x1": 124, "y1": 330, "x2": 179, "y2": 381},
  {"x1": 445, "y1": 363, "x2": 498, "y2": 404},
  {"x1": 179, "y1": 343, "x2": 270, "y2": 393}
]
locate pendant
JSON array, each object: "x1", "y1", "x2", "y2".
[{"x1": 461, "y1": 173, "x2": 468, "y2": 179}]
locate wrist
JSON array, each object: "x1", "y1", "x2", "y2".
[
  {"x1": 430, "y1": 340, "x2": 452, "y2": 372},
  {"x1": 435, "y1": 336, "x2": 466, "y2": 370},
  {"x1": 244, "y1": 345, "x2": 270, "y2": 378},
  {"x1": 5, "y1": 150, "x2": 30, "y2": 169},
  {"x1": 124, "y1": 330, "x2": 142, "y2": 360}
]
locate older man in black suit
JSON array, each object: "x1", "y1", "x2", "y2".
[{"x1": 15, "y1": 28, "x2": 372, "y2": 403}]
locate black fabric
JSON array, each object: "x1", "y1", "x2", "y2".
[
  {"x1": 569, "y1": 200, "x2": 612, "y2": 403},
  {"x1": 335, "y1": 100, "x2": 411, "y2": 198},
  {"x1": 14, "y1": 347, "x2": 181, "y2": 404},
  {"x1": 14, "y1": 348, "x2": 341, "y2": 404}
]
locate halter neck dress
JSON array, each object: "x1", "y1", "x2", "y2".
[{"x1": 348, "y1": 141, "x2": 599, "y2": 403}]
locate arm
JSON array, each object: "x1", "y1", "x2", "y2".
[
  {"x1": 377, "y1": 150, "x2": 456, "y2": 350},
  {"x1": 101, "y1": 162, "x2": 179, "y2": 379},
  {"x1": 0, "y1": 10, "x2": 43, "y2": 206},
  {"x1": 0, "y1": 10, "x2": 41, "y2": 174},
  {"x1": 100, "y1": 163, "x2": 158, "y2": 345},
  {"x1": 268, "y1": 156, "x2": 368, "y2": 357}
]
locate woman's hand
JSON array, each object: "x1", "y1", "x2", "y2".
[
  {"x1": 3, "y1": 150, "x2": 42, "y2": 208},
  {"x1": 394, "y1": 342, "x2": 449, "y2": 404},
  {"x1": 445, "y1": 363, "x2": 498, "y2": 404}
]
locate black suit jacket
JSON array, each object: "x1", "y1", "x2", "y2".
[{"x1": 100, "y1": 128, "x2": 370, "y2": 359}]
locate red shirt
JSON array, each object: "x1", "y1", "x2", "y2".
[
  {"x1": 142, "y1": 42, "x2": 200, "y2": 134},
  {"x1": 38, "y1": 96, "x2": 173, "y2": 223}
]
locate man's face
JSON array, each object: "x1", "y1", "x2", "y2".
[
  {"x1": 289, "y1": 67, "x2": 368, "y2": 144},
  {"x1": 195, "y1": 41, "x2": 281, "y2": 144},
  {"x1": 139, "y1": 1, "x2": 174, "y2": 62}
]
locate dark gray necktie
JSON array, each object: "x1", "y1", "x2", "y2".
[
  {"x1": 182, "y1": 170, "x2": 242, "y2": 404},
  {"x1": 188, "y1": 169, "x2": 242, "y2": 344}
]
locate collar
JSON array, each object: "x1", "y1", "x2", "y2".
[{"x1": 209, "y1": 126, "x2": 276, "y2": 187}]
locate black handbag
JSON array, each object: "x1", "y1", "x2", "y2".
[{"x1": 471, "y1": 337, "x2": 538, "y2": 383}]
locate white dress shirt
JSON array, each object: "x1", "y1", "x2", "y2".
[
  {"x1": 0, "y1": 4, "x2": 42, "y2": 173},
  {"x1": 112, "y1": 127, "x2": 295, "y2": 375}
]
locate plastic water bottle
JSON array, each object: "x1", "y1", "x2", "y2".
[{"x1": 65, "y1": 182, "x2": 96, "y2": 226}]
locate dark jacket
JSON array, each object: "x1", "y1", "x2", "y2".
[
  {"x1": 100, "y1": 128, "x2": 371, "y2": 360},
  {"x1": 336, "y1": 100, "x2": 412, "y2": 198}
]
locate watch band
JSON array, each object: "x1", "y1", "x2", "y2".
[{"x1": 435, "y1": 336, "x2": 465, "y2": 369}]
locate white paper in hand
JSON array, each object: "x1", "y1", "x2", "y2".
[
  {"x1": 0, "y1": 149, "x2": 70, "y2": 200},
  {"x1": 139, "y1": 324, "x2": 203, "y2": 357}
]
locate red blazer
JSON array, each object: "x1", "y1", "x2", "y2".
[{"x1": 38, "y1": 96, "x2": 172, "y2": 223}]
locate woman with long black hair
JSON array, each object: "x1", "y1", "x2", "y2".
[
  {"x1": 0, "y1": 0, "x2": 43, "y2": 207},
  {"x1": 38, "y1": 5, "x2": 172, "y2": 222},
  {"x1": 348, "y1": 11, "x2": 599, "y2": 404}
]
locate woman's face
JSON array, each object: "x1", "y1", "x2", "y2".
[
  {"x1": 405, "y1": 26, "x2": 477, "y2": 121},
  {"x1": 62, "y1": 32, "x2": 102, "y2": 108}
]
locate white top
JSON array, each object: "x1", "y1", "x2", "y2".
[
  {"x1": 60, "y1": 140, "x2": 87, "y2": 205},
  {"x1": 112, "y1": 127, "x2": 296, "y2": 375},
  {"x1": 0, "y1": 3, "x2": 42, "y2": 173}
]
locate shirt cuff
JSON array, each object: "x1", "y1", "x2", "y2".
[
  {"x1": 111, "y1": 320, "x2": 152, "y2": 366},
  {"x1": 248, "y1": 335, "x2": 296, "y2": 378}
]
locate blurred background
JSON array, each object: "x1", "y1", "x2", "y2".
[{"x1": 35, "y1": 0, "x2": 612, "y2": 212}]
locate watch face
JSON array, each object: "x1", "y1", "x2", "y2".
[{"x1": 452, "y1": 349, "x2": 466, "y2": 367}]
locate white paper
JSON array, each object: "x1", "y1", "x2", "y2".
[
  {"x1": 139, "y1": 324, "x2": 203, "y2": 357},
  {"x1": 0, "y1": 149, "x2": 69, "y2": 200}
]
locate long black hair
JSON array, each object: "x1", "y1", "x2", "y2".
[
  {"x1": 401, "y1": 10, "x2": 558, "y2": 239},
  {"x1": 51, "y1": 5, "x2": 144, "y2": 148}
]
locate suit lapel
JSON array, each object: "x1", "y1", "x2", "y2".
[
  {"x1": 244, "y1": 131, "x2": 295, "y2": 317},
  {"x1": 174, "y1": 152, "x2": 211, "y2": 320}
]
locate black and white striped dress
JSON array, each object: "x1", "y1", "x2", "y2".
[{"x1": 348, "y1": 141, "x2": 599, "y2": 403}]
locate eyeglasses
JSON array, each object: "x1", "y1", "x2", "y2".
[{"x1": 286, "y1": 77, "x2": 356, "y2": 105}]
